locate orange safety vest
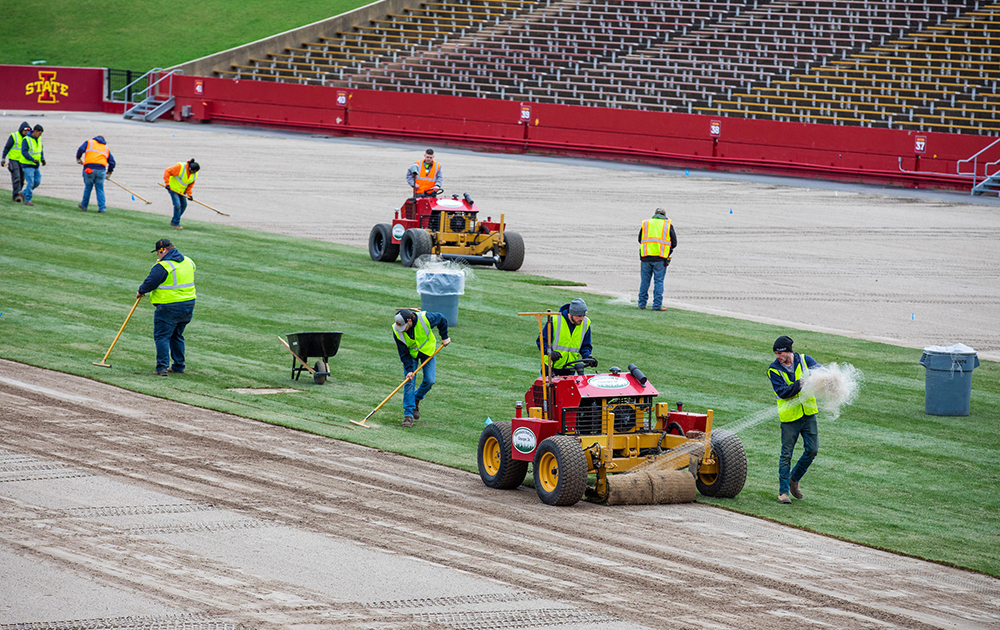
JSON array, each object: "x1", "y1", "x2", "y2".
[
  {"x1": 83, "y1": 139, "x2": 109, "y2": 167},
  {"x1": 640, "y1": 217, "x2": 672, "y2": 258},
  {"x1": 412, "y1": 159, "x2": 440, "y2": 194}
]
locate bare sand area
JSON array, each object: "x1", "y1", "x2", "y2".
[
  {"x1": 4, "y1": 110, "x2": 999, "y2": 360},
  {"x1": 2, "y1": 359, "x2": 998, "y2": 630}
]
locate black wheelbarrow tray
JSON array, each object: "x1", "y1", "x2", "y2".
[{"x1": 285, "y1": 332, "x2": 343, "y2": 384}]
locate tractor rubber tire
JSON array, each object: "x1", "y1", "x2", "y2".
[
  {"x1": 495, "y1": 231, "x2": 524, "y2": 271},
  {"x1": 312, "y1": 361, "x2": 328, "y2": 385},
  {"x1": 478, "y1": 421, "x2": 529, "y2": 490},
  {"x1": 400, "y1": 228, "x2": 434, "y2": 267},
  {"x1": 533, "y1": 435, "x2": 588, "y2": 506},
  {"x1": 368, "y1": 223, "x2": 399, "y2": 262},
  {"x1": 695, "y1": 428, "x2": 747, "y2": 498}
]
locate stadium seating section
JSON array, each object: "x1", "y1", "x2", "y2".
[{"x1": 214, "y1": 0, "x2": 997, "y2": 135}]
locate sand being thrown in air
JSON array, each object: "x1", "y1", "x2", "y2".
[{"x1": 801, "y1": 362, "x2": 864, "y2": 419}]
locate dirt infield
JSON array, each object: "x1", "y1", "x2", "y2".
[
  {"x1": 2, "y1": 110, "x2": 999, "y2": 629},
  {"x1": 2, "y1": 358, "x2": 999, "y2": 630},
  {"x1": 4, "y1": 110, "x2": 998, "y2": 360}
]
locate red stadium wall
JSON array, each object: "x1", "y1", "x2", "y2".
[
  {"x1": 1, "y1": 64, "x2": 994, "y2": 191},
  {"x1": 0, "y1": 65, "x2": 110, "y2": 112},
  {"x1": 171, "y1": 75, "x2": 990, "y2": 190}
]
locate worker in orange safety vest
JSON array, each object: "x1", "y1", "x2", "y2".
[
  {"x1": 406, "y1": 149, "x2": 442, "y2": 198},
  {"x1": 76, "y1": 136, "x2": 116, "y2": 213}
]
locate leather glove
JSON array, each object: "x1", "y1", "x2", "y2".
[
  {"x1": 664, "y1": 257, "x2": 672, "y2": 267},
  {"x1": 187, "y1": 194, "x2": 193, "y2": 200},
  {"x1": 548, "y1": 350, "x2": 561, "y2": 363},
  {"x1": 789, "y1": 380, "x2": 803, "y2": 396},
  {"x1": 1, "y1": 160, "x2": 5, "y2": 167},
  {"x1": 584, "y1": 357, "x2": 598, "y2": 368},
  {"x1": 41, "y1": 159, "x2": 46, "y2": 166}
]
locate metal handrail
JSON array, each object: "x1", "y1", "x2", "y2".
[
  {"x1": 111, "y1": 68, "x2": 182, "y2": 112},
  {"x1": 957, "y1": 137, "x2": 1000, "y2": 193}
]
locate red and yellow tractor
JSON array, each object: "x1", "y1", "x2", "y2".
[
  {"x1": 477, "y1": 312, "x2": 748, "y2": 506},
  {"x1": 369, "y1": 193, "x2": 524, "y2": 271}
]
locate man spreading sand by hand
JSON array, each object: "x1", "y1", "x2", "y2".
[{"x1": 768, "y1": 335, "x2": 822, "y2": 505}]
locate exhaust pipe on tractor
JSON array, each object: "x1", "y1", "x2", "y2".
[{"x1": 628, "y1": 363, "x2": 648, "y2": 386}]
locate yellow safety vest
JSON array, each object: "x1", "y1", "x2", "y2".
[
  {"x1": 640, "y1": 217, "x2": 672, "y2": 258},
  {"x1": 150, "y1": 256, "x2": 197, "y2": 304},
  {"x1": 168, "y1": 162, "x2": 198, "y2": 194},
  {"x1": 412, "y1": 159, "x2": 440, "y2": 193},
  {"x1": 393, "y1": 312, "x2": 437, "y2": 358},
  {"x1": 24, "y1": 136, "x2": 43, "y2": 165},
  {"x1": 545, "y1": 315, "x2": 590, "y2": 370},
  {"x1": 83, "y1": 139, "x2": 110, "y2": 167},
  {"x1": 770, "y1": 354, "x2": 819, "y2": 422},
  {"x1": 7, "y1": 131, "x2": 26, "y2": 163}
]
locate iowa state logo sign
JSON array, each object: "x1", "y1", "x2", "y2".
[{"x1": 25, "y1": 71, "x2": 69, "y2": 104}]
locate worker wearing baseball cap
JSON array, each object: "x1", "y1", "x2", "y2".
[
  {"x1": 137, "y1": 239, "x2": 197, "y2": 376},
  {"x1": 19, "y1": 125, "x2": 45, "y2": 206},
  {"x1": 768, "y1": 335, "x2": 822, "y2": 504},
  {"x1": 538, "y1": 298, "x2": 595, "y2": 376},
  {"x1": 393, "y1": 308, "x2": 451, "y2": 427}
]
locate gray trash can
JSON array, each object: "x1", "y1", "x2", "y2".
[
  {"x1": 919, "y1": 344, "x2": 980, "y2": 416},
  {"x1": 417, "y1": 269, "x2": 464, "y2": 327}
]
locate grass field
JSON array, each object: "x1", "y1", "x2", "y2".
[
  {"x1": 1, "y1": 0, "x2": 367, "y2": 71},
  {"x1": 2, "y1": 194, "x2": 998, "y2": 576}
]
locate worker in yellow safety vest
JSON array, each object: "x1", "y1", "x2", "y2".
[
  {"x1": 163, "y1": 159, "x2": 200, "y2": 229},
  {"x1": 538, "y1": 298, "x2": 595, "y2": 376},
  {"x1": 76, "y1": 136, "x2": 116, "y2": 213},
  {"x1": 19, "y1": 125, "x2": 45, "y2": 206},
  {"x1": 406, "y1": 149, "x2": 442, "y2": 198},
  {"x1": 138, "y1": 238, "x2": 197, "y2": 376},
  {"x1": 637, "y1": 208, "x2": 677, "y2": 311},
  {"x1": 1, "y1": 121, "x2": 32, "y2": 202},
  {"x1": 768, "y1": 335, "x2": 822, "y2": 505},
  {"x1": 393, "y1": 309, "x2": 451, "y2": 427}
]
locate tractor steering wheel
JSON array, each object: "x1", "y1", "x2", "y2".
[{"x1": 563, "y1": 357, "x2": 598, "y2": 375}]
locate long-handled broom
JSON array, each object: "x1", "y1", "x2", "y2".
[
  {"x1": 93, "y1": 295, "x2": 142, "y2": 368},
  {"x1": 352, "y1": 344, "x2": 445, "y2": 428}
]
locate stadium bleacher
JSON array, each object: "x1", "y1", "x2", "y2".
[{"x1": 212, "y1": 0, "x2": 996, "y2": 134}]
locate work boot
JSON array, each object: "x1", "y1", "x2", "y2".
[
  {"x1": 789, "y1": 480, "x2": 803, "y2": 500},
  {"x1": 413, "y1": 399, "x2": 420, "y2": 420},
  {"x1": 778, "y1": 494, "x2": 791, "y2": 504},
  {"x1": 401, "y1": 415, "x2": 415, "y2": 428},
  {"x1": 13, "y1": 193, "x2": 23, "y2": 203},
  {"x1": 154, "y1": 370, "x2": 168, "y2": 377},
  {"x1": 23, "y1": 201, "x2": 34, "y2": 206},
  {"x1": 78, "y1": 203, "x2": 87, "y2": 211}
]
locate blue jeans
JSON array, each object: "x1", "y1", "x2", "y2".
[
  {"x1": 779, "y1": 414, "x2": 818, "y2": 495},
  {"x1": 153, "y1": 300, "x2": 195, "y2": 372},
  {"x1": 81, "y1": 169, "x2": 107, "y2": 211},
  {"x1": 168, "y1": 189, "x2": 188, "y2": 226},
  {"x1": 402, "y1": 356, "x2": 436, "y2": 416},
  {"x1": 22, "y1": 166, "x2": 40, "y2": 202},
  {"x1": 638, "y1": 259, "x2": 666, "y2": 309}
]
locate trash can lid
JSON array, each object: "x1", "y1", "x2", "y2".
[{"x1": 922, "y1": 343, "x2": 977, "y2": 356}]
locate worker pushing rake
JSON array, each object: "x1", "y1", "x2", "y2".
[{"x1": 476, "y1": 310, "x2": 748, "y2": 506}]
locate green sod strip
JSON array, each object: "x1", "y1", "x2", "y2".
[{"x1": 2, "y1": 195, "x2": 998, "y2": 576}]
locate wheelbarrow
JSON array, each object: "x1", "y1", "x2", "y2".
[{"x1": 282, "y1": 332, "x2": 343, "y2": 385}]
